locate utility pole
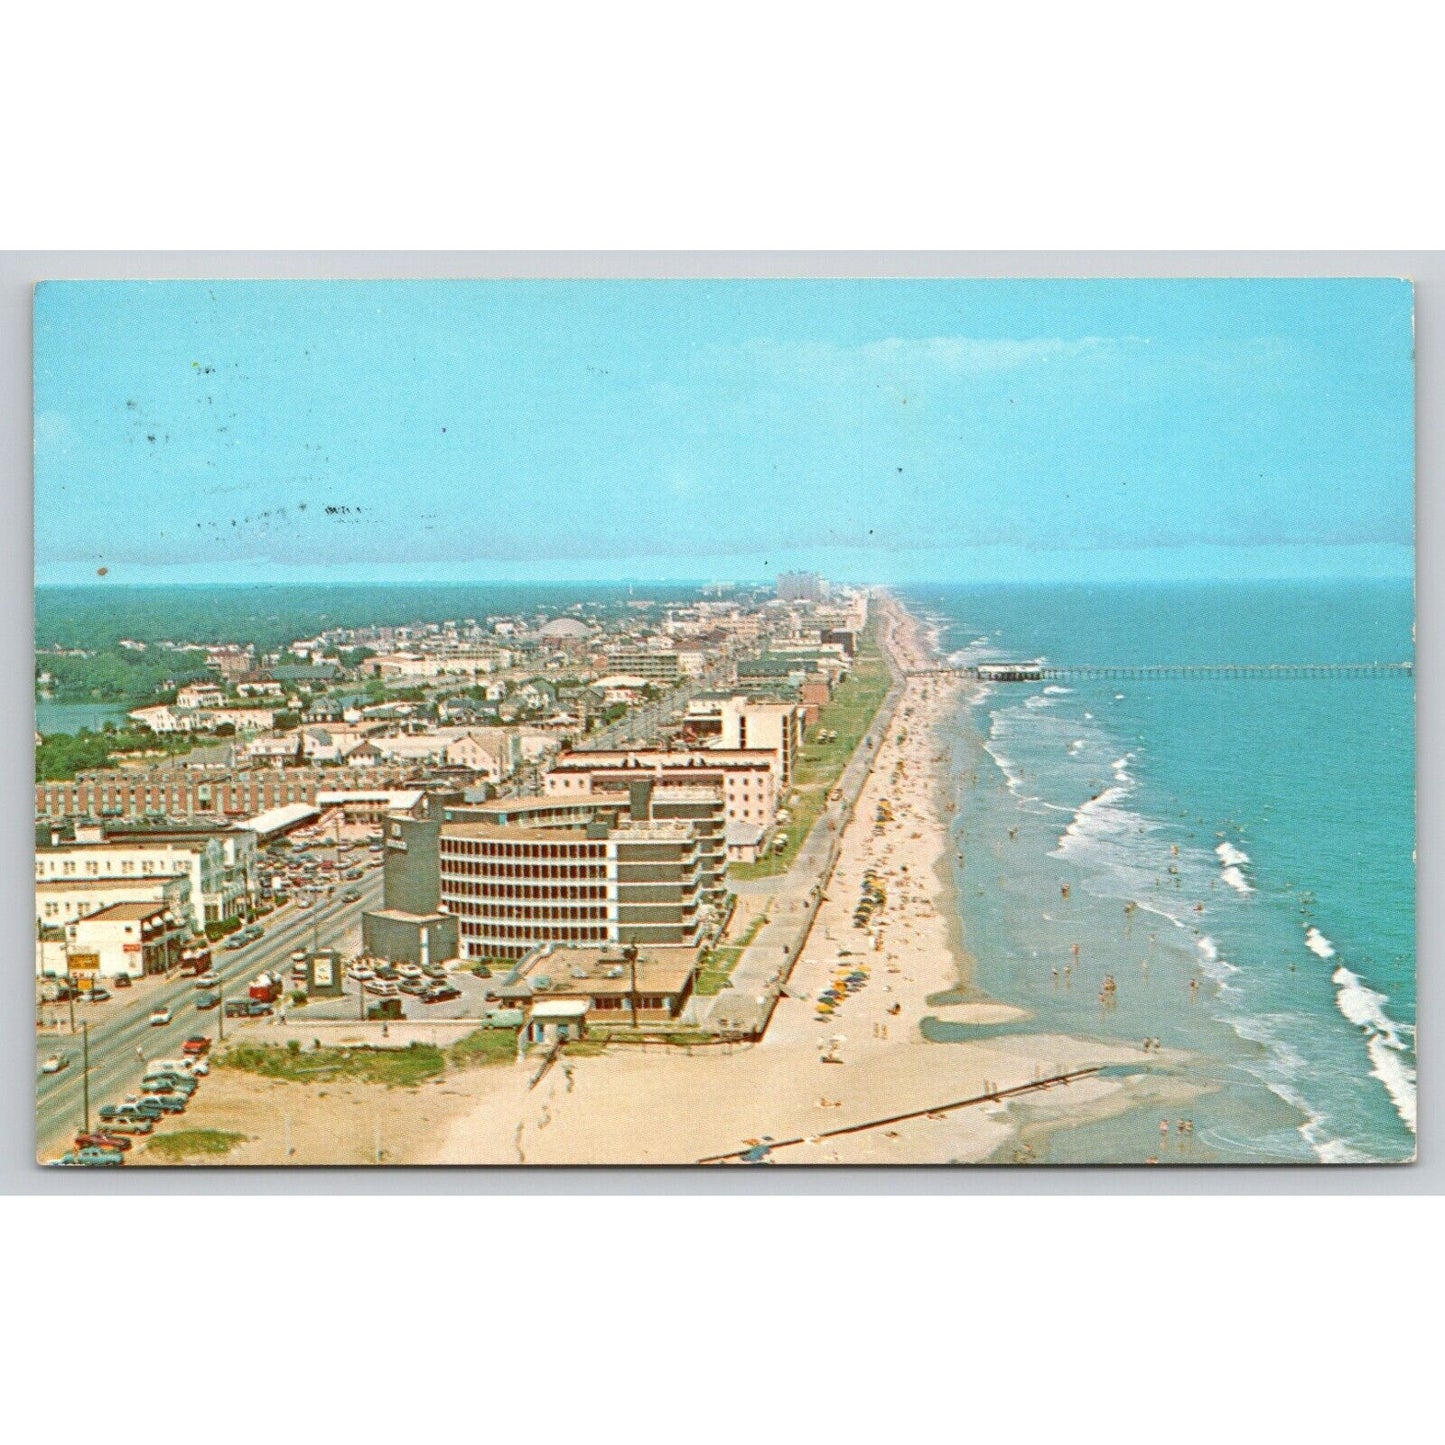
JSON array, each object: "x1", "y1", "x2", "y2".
[
  {"x1": 217, "y1": 981, "x2": 224, "y2": 1042},
  {"x1": 626, "y1": 943, "x2": 639, "y2": 1030},
  {"x1": 81, "y1": 1021, "x2": 90, "y2": 1135}
]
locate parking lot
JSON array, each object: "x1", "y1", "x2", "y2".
[{"x1": 294, "y1": 966, "x2": 499, "y2": 1023}]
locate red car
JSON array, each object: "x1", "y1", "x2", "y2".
[
  {"x1": 75, "y1": 1132, "x2": 131, "y2": 1153},
  {"x1": 182, "y1": 1036, "x2": 212, "y2": 1056}
]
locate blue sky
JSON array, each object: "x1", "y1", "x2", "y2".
[{"x1": 34, "y1": 278, "x2": 1415, "y2": 585}]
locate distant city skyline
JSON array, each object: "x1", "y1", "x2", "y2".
[{"x1": 35, "y1": 278, "x2": 1414, "y2": 586}]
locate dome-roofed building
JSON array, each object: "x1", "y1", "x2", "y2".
[{"x1": 538, "y1": 617, "x2": 592, "y2": 641}]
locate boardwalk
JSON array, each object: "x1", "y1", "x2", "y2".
[{"x1": 909, "y1": 662, "x2": 1414, "y2": 682}]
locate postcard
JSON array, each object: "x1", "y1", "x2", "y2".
[{"x1": 33, "y1": 277, "x2": 1416, "y2": 1166}]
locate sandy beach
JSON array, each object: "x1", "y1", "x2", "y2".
[{"x1": 147, "y1": 593, "x2": 1193, "y2": 1168}]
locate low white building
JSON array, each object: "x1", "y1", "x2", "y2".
[
  {"x1": 65, "y1": 900, "x2": 188, "y2": 980},
  {"x1": 36, "y1": 874, "x2": 195, "y2": 941}
]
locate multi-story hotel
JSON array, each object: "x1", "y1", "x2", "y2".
[
  {"x1": 438, "y1": 782, "x2": 710, "y2": 962},
  {"x1": 544, "y1": 747, "x2": 778, "y2": 832}
]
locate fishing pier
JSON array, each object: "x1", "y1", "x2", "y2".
[{"x1": 910, "y1": 662, "x2": 1414, "y2": 683}]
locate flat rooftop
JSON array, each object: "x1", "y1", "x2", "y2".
[
  {"x1": 77, "y1": 901, "x2": 173, "y2": 922},
  {"x1": 519, "y1": 945, "x2": 700, "y2": 998}
]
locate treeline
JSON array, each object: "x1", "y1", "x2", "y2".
[
  {"x1": 36, "y1": 582, "x2": 705, "y2": 655},
  {"x1": 37, "y1": 648, "x2": 211, "y2": 703},
  {"x1": 35, "y1": 727, "x2": 198, "y2": 782}
]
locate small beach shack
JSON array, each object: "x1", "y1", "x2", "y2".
[{"x1": 525, "y1": 997, "x2": 589, "y2": 1045}]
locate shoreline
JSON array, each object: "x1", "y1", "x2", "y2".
[{"x1": 141, "y1": 591, "x2": 1189, "y2": 1167}]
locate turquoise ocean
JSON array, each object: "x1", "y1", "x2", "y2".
[{"x1": 907, "y1": 579, "x2": 1416, "y2": 1164}]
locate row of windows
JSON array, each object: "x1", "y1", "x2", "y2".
[
  {"x1": 459, "y1": 920, "x2": 610, "y2": 943},
  {"x1": 591, "y1": 995, "x2": 673, "y2": 1011},
  {"x1": 444, "y1": 840, "x2": 604, "y2": 860},
  {"x1": 442, "y1": 861, "x2": 605, "y2": 882},
  {"x1": 444, "y1": 882, "x2": 607, "y2": 902},
  {"x1": 452, "y1": 902, "x2": 607, "y2": 923}
]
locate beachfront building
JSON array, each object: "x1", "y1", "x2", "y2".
[
  {"x1": 448, "y1": 781, "x2": 726, "y2": 906},
  {"x1": 776, "y1": 571, "x2": 823, "y2": 602},
  {"x1": 438, "y1": 790, "x2": 708, "y2": 962},
  {"x1": 545, "y1": 747, "x2": 781, "y2": 831},
  {"x1": 512, "y1": 944, "x2": 701, "y2": 1036},
  {"x1": 679, "y1": 696, "x2": 806, "y2": 788}
]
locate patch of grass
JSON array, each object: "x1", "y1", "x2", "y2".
[
  {"x1": 730, "y1": 621, "x2": 894, "y2": 879},
  {"x1": 560, "y1": 1039, "x2": 609, "y2": 1057},
  {"x1": 446, "y1": 1028, "x2": 520, "y2": 1070},
  {"x1": 696, "y1": 946, "x2": 744, "y2": 996},
  {"x1": 218, "y1": 1041, "x2": 445, "y2": 1088},
  {"x1": 145, "y1": 1129, "x2": 247, "y2": 1161}
]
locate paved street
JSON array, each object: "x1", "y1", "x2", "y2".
[{"x1": 34, "y1": 870, "x2": 383, "y2": 1155}]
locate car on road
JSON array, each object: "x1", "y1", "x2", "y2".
[
  {"x1": 224, "y1": 935, "x2": 248, "y2": 949},
  {"x1": 112, "y1": 973, "x2": 132, "y2": 988},
  {"x1": 224, "y1": 998, "x2": 251, "y2": 1017},
  {"x1": 40, "y1": 1054, "x2": 70, "y2": 1074},
  {"x1": 149, "y1": 1007, "x2": 173, "y2": 1026},
  {"x1": 422, "y1": 986, "x2": 461, "y2": 1004},
  {"x1": 83, "y1": 988, "x2": 111, "y2": 1003},
  {"x1": 342, "y1": 889, "x2": 361, "y2": 901},
  {"x1": 195, "y1": 992, "x2": 220, "y2": 1010},
  {"x1": 183, "y1": 1035, "x2": 212, "y2": 1055},
  {"x1": 76, "y1": 1131, "x2": 132, "y2": 1152},
  {"x1": 195, "y1": 971, "x2": 221, "y2": 987}
]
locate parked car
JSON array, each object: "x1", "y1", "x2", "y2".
[
  {"x1": 150, "y1": 1007, "x2": 173, "y2": 1026},
  {"x1": 422, "y1": 986, "x2": 461, "y2": 1004},
  {"x1": 364, "y1": 980, "x2": 399, "y2": 997},
  {"x1": 99, "y1": 1117, "x2": 153, "y2": 1136},
  {"x1": 224, "y1": 999, "x2": 251, "y2": 1017},
  {"x1": 399, "y1": 980, "x2": 426, "y2": 996},
  {"x1": 143, "y1": 1072, "x2": 197, "y2": 1093},
  {"x1": 101, "y1": 1101, "x2": 163, "y2": 1121},
  {"x1": 40, "y1": 1054, "x2": 70, "y2": 1075},
  {"x1": 398, "y1": 964, "x2": 423, "y2": 980},
  {"x1": 76, "y1": 1131, "x2": 132, "y2": 1152},
  {"x1": 244, "y1": 1001, "x2": 273, "y2": 1017},
  {"x1": 143, "y1": 1092, "x2": 189, "y2": 1113},
  {"x1": 183, "y1": 1035, "x2": 212, "y2": 1055},
  {"x1": 112, "y1": 973, "x2": 132, "y2": 988},
  {"x1": 195, "y1": 992, "x2": 220, "y2": 1011},
  {"x1": 58, "y1": 1147, "x2": 123, "y2": 1167}
]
